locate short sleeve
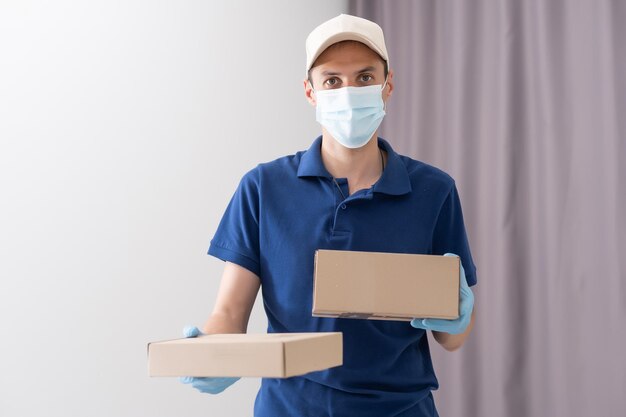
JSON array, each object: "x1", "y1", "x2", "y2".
[
  {"x1": 208, "y1": 169, "x2": 261, "y2": 277},
  {"x1": 431, "y1": 182, "x2": 478, "y2": 286}
]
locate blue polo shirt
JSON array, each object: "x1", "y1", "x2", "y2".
[{"x1": 208, "y1": 136, "x2": 477, "y2": 417}]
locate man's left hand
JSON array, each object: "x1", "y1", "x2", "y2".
[{"x1": 410, "y1": 253, "x2": 474, "y2": 335}]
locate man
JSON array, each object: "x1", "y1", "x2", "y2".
[{"x1": 180, "y1": 14, "x2": 477, "y2": 417}]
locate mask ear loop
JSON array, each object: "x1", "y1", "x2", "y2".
[
  {"x1": 381, "y1": 76, "x2": 389, "y2": 112},
  {"x1": 309, "y1": 80, "x2": 317, "y2": 96}
]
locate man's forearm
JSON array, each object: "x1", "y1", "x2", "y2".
[
  {"x1": 201, "y1": 311, "x2": 247, "y2": 334},
  {"x1": 200, "y1": 262, "x2": 260, "y2": 335},
  {"x1": 432, "y1": 310, "x2": 475, "y2": 351}
]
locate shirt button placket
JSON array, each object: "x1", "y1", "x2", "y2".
[{"x1": 331, "y1": 178, "x2": 350, "y2": 234}]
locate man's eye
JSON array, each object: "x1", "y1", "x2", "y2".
[
  {"x1": 324, "y1": 78, "x2": 339, "y2": 87},
  {"x1": 360, "y1": 74, "x2": 373, "y2": 82}
]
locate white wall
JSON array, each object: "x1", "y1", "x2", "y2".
[{"x1": 0, "y1": 1, "x2": 347, "y2": 416}]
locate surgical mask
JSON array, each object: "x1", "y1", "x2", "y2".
[{"x1": 313, "y1": 81, "x2": 387, "y2": 149}]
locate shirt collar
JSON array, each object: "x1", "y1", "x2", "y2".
[
  {"x1": 297, "y1": 136, "x2": 412, "y2": 196},
  {"x1": 296, "y1": 136, "x2": 332, "y2": 178}
]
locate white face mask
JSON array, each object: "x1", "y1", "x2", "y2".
[{"x1": 312, "y1": 81, "x2": 387, "y2": 149}]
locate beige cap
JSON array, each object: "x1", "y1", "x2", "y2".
[{"x1": 305, "y1": 14, "x2": 389, "y2": 74}]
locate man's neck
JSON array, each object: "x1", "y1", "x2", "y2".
[{"x1": 320, "y1": 130, "x2": 385, "y2": 194}]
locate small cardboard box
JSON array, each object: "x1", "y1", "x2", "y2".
[
  {"x1": 312, "y1": 249, "x2": 459, "y2": 321},
  {"x1": 147, "y1": 332, "x2": 342, "y2": 378}
]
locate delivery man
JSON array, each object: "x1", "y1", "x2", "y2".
[{"x1": 180, "y1": 14, "x2": 477, "y2": 417}]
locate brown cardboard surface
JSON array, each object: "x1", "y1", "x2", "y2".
[
  {"x1": 147, "y1": 332, "x2": 342, "y2": 378},
  {"x1": 312, "y1": 250, "x2": 460, "y2": 321}
]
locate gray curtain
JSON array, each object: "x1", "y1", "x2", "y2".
[{"x1": 350, "y1": 1, "x2": 626, "y2": 416}]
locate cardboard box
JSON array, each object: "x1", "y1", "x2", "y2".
[
  {"x1": 147, "y1": 332, "x2": 342, "y2": 378},
  {"x1": 312, "y1": 249, "x2": 459, "y2": 321}
]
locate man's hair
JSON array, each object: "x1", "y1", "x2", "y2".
[{"x1": 307, "y1": 40, "x2": 388, "y2": 88}]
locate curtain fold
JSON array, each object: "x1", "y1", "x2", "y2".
[{"x1": 349, "y1": 1, "x2": 626, "y2": 416}]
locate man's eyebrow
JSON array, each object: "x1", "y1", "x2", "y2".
[{"x1": 355, "y1": 66, "x2": 377, "y2": 74}]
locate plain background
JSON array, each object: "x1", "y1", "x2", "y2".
[{"x1": 0, "y1": 1, "x2": 347, "y2": 416}]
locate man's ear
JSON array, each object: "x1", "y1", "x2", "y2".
[
  {"x1": 303, "y1": 78, "x2": 316, "y2": 106},
  {"x1": 383, "y1": 69, "x2": 394, "y2": 101}
]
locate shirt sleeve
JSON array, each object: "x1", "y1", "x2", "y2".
[
  {"x1": 431, "y1": 182, "x2": 478, "y2": 286},
  {"x1": 207, "y1": 168, "x2": 261, "y2": 277}
]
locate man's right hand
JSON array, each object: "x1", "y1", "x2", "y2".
[{"x1": 178, "y1": 326, "x2": 240, "y2": 394}]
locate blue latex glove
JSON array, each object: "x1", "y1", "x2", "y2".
[
  {"x1": 178, "y1": 325, "x2": 240, "y2": 394},
  {"x1": 410, "y1": 253, "x2": 474, "y2": 335}
]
